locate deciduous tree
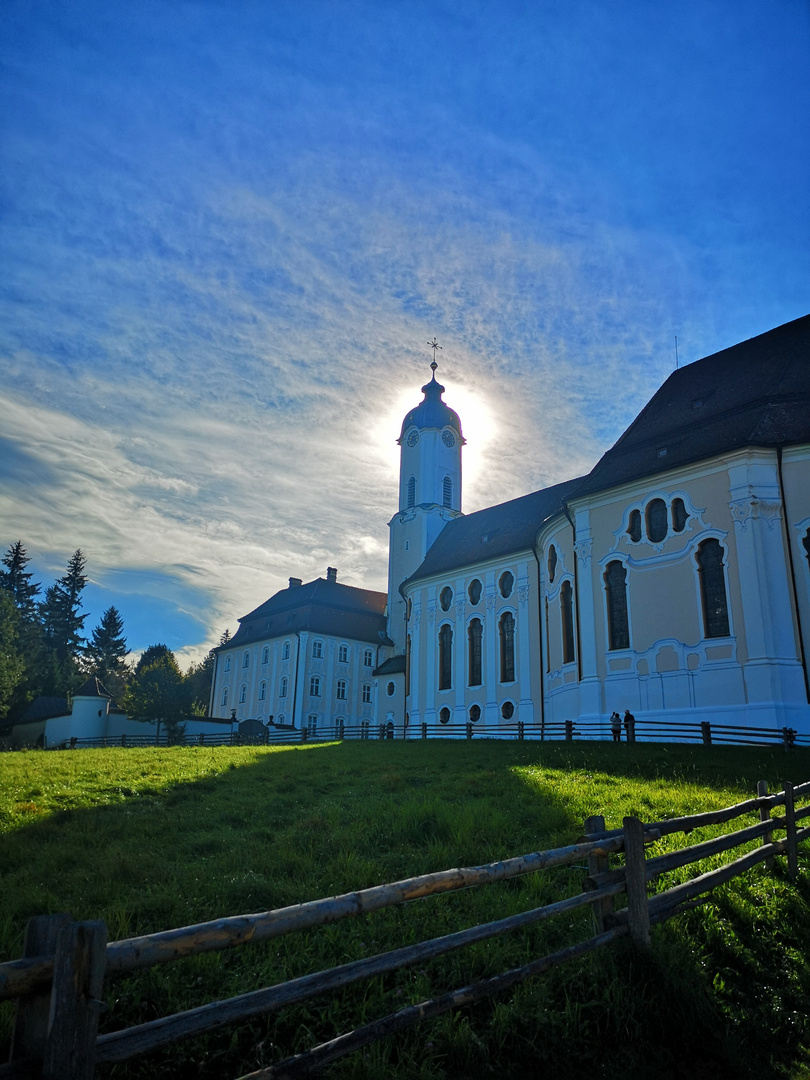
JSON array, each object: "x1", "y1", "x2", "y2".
[{"x1": 122, "y1": 648, "x2": 191, "y2": 743}]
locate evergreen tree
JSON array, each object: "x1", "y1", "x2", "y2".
[
  {"x1": 122, "y1": 647, "x2": 191, "y2": 743},
  {"x1": 86, "y1": 606, "x2": 129, "y2": 697},
  {"x1": 0, "y1": 593, "x2": 26, "y2": 721},
  {"x1": 185, "y1": 649, "x2": 216, "y2": 716},
  {"x1": 1, "y1": 541, "x2": 41, "y2": 621},
  {"x1": 39, "y1": 550, "x2": 89, "y2": 664},
  {"x1": 134, "y1": 643, "x2": 172, "y2": 676}
]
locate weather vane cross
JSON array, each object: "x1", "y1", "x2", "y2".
[{"x1": 427, "y1": 337, "x2": 442, "y2": 372}]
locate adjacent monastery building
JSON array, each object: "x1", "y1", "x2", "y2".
[{"x1": 211, "y1": 315, "x2": 810, "y2": 737}]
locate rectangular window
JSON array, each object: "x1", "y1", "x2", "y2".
[
  {"x1": 336, "y1": 680, "x2": 346, "y2": 700},
  {"x1": 468, "y1": 619, "x2": 482, "y2": 686},
  {"x1": 364, "y1": 648, "x2": 373, "y2": 667},
  {"x1": 310, "y1": 676, "x2": 321, "y2": 697},
  {"x1": 561, "y1": 581, "x2": 575, "y2": 665},
  {"x1": 438, "y1": 624, "x2": 453, "y2": 690},
  {"x1": 312, "y1": 640, "x2": 323, "y2": 658},
  {"x1": 698, "y1": 539, "x2": 730, "y2": 638},
  {"x1": 362, "y1": 684, "x2": 372, "y2": 704},
  {"x1": 339, "y1": 644, "x2": 349, "y2": 663},
  {"x1": 499, "y1": 612, "x2": 515, "y2": 683},
  {"x1": 604, "y1": 561, "x2": 630, "y2": 650}
]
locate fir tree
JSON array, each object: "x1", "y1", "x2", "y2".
[
  {"x1": 86, "y1": 606, "x2": 129, "y2": 697},
  {"x1": 0, "y1": 593, "x2": 26, "y2": 721},
  {"x1": 1, "y1": 541, "x2": 41, "y2": 622},
  {"x1": 39, "y1": 550, "x2": 89, "y2": 664}
]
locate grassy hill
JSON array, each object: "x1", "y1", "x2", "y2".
[{"x1": 1, "y1": 740, "x2": 809, "y2": 1079}]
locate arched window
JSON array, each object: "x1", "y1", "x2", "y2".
[
  {"x1": 442, "y1": 476, "x2": 452, "y2": 508},
  {"x1": 407, "y1": 475, "x2": 416, "y2": 509},
  {"x1": 243, "y1": 651, "x2": 250, "y2": 668},
  {"x1": 547, "y1": 546, "x2": 558, "y2": 583},
  {"x1": 259, "y1": 681, "x2": 266, "y2": 701},
  {"x1": 280, "y1": 676, "x2": 288, "y2": 698},
  {"x1": 221, "y1": 687, "x2": 228, "y2": 707},
  {"x1": 544, "y1": 598, "x2": 550, "y2": 672},
  {"x1": 646, "y1": 499, "x2": 668, "y2": 543},
  {"x1": 364, "y1": 648, "x2": 373, "y2": 667},
  {"x1": 604, "y1": 561, "x2": 630, "y2": 650},
  {"x1": 312, "y1": 640, "x2": 323, "y2": 659},
  {"x1": 440, "y1": 586, "x2": 453, "y2": 612},
  {"x1": 468, "y1": 578, "x2": 482, "y2": 605},
  {"x1": 309, "y1": 676, "x2": 321, "y2": 697},
  {"x1": 499, "y1": 571, "x2": 514, "y2": 598},
  {"x1": 336, "y1": 679, "x2": 346, "y2": 700},
  {"x1": 338, "y1": 643, "x2": 349, "y2": 663},
  {"x1": 438, "y1": 624, "x2": 453, "y2": 690},
  {"x1": 225, "y1": 656, "x2": 231, "y2": 672},
  {"x1": 468, "y1": 618, "x2": 483, "y2": 686},
  {"x1": 627, "y1": 510, "x2": 642, "y2": 543},
  {"x1": 239, "y1": 685, "x2": 247, "y2": 704},
  {"x1": 261, "y1": 646, "x2": 269, "y2": 664},
  {"x1": 499, "y1": 612, "x2": 515, "y2": 682},
  {"x1": 406, "y1": 634, "x2": 411, "y2": 697},
  {"x1": 362, "y1": 683, "x2": 372, "y2": 704},
  {"x1": 697, "y1": 539, "x2": 730, "y2": 638},
  {"x1": 672, "y1": 498, "x2": 688, "y2": 532},
  {"x1": 561, "y1": 580, "x2": 575, "y2": 664},
  {"x1": 282, "y1": 640, "x2": 290, "y2": 660}
]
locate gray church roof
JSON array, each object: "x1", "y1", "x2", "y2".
[
  {"x1": 398, "y1": 370, "x2": 464, "y2": 441},
  {"x1": 572, "y1": 313, "x2": 810, "y2": 499},
  {"x1": 223, "y1": 577, "x2": 389, "y2": 650},
  {"x1": 404, "y1": 477, "x2": 585, "y2": 585}
]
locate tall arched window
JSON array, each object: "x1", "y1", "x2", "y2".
[
  {"x1": 604, "y1": 561, "x2": 630, "y2": 650},
  {"x1": 627, "y1": 510, "x2": 642, "y2": 543},
  {"x1": 221, "y1": 687, "x2": 228, "y2": 707},
  {"x1": 309, "y1": 676, "x2": 321, "y2": 697},
  {"x1": 442, "y1": 476, "x2": 452, "y2": 508},
  {"x1": 499, "y1": 612, "x2": 515, "y2": 683},
  {"x1": 259, "y1": 681, "x2": 267, "y2": 700},
  {"x1": 561, "y1": 581, "x2": 575, "y2": 664},
  {"x1": 225, "y1": 656, "x2": 231, "y2": 672},
  {"x1": 468, "y1": 618, "x2": 482, "y2": 686},
  {"x1": 239, "y1": 685, "x2": 247, "y2": 704},
  {"x1": 438, "y1": 624, "x2": 453, "y2": 690},
  {"x1": 282, "y1": 641, "x2": 290, "y2": 660},
  {"x1": 697, "y1": 539, "x2": 730, "y2": 638},
  {"x1": 261, "y1": 646, "x2": 269, "y2": 664},
  {"x1": 243, "y1": 651, "x2": 250, "y2": 668},
  {"x1": 547, "y1": 546, "x2": 558, "y2": 583},
  {"x1": 280, "y1": 676, "x2": 288, "y2": 698},
  {"x1": 336, "y1": 679, "x2": 346, "y2": 700},
  {"x1": 544, "y1": 598, "x2": 550, "y2": 672},
  {"x1": 406, "y1": 634, "x2": 411, "y2": 697},
  {"x1": 407, "y1": 475, "x2": 416, "y2": 509}
]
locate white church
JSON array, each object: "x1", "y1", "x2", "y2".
[{"x1": 210, "y1": 315, "x2": 810, "y2": 739}]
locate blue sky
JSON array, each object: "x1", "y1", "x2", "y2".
[{"x1": 2, "y1": 0, "x2": 808, "y2": 664}]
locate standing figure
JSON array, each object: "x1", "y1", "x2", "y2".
[
  {"x1": 610, "y1": 712, "x2": 622, "y2": 742},
  {"x1": 623, "y1": 709, "x2": 636, "y2": 742}
]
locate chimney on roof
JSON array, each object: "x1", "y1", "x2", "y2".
[
  {"x1": 288, "y1": 577, "x2": 302, "y2": 588},
  {"x1": 326, "y1": 567, "x2": 338, "y2": 583}
]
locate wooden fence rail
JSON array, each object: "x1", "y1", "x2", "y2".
[
  {"x1": 2, "y1": 780, "x2": 809, "y2": 1079},
  {"x1": 50, "y1": 716, "x2": 808, "y2": 750}
]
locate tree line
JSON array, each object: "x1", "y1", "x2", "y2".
[{"x1": 0, "y1": 541, "x2": 225, "y2": 737}]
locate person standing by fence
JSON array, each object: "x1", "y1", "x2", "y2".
[
  {"x1": 610, "y1": 712, "x2": 622, "y2": 742},
  {"x1": 624, "y1": 709, "x2": 635, "y2": 742}
]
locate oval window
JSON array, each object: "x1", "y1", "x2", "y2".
[
  {"x1": 501, "y1": 701, "x2": 515, "y2": 720},
  {"x1": 440, "y1": 586, "x2": 453, "y2": 611},
  {"x1": 468, "y1": 578, "x2": 482, "y2": 605},
  {"x1": 469, "y1": 704, "x2": 481, "y2": 723},
  {"x1": 672, "y1": 498, "x2": 688, "y2": 533},
  {"x1": 646, "y1": 499, "x2": 668, "y2": 543},
  {"x1": 547, "y1": 546, "x2": 557, "y2": 583},
  {"x1": 499, "y1": 571, "x2": 514, "y2": 599},
  {"x1": 386, "y1": 681, "x2": 395, "y2": 697},
  {"x1": 439, "y1": 706, "x2": 451, "y2": 724}
]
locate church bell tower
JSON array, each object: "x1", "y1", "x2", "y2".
[{"x1": 387, "y1": 345, "x2": 465, "y2": 653}]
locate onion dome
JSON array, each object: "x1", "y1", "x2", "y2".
[{"x1": 398, "y1": 363, "x2": 464, "y2": 442}]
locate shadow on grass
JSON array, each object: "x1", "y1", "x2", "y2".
[{"x1": 0, "y1": 740, "x2": 808, "y2": 1079}]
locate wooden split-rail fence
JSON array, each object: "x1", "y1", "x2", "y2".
[{"x1": 1, "y1": 779, "x2": 809, "y2": 1079}]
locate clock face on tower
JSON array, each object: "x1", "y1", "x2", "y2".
[
  {"x1": 442, "y1": 429, "x2": 455, "y2": 447},
  {"x1": 407, "y1": 430, "x2": 419, "y2": 447}
]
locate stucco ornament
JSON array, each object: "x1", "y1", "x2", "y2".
[
  {"x1": 574, "y1": 537, "x2": 593, "y2": 565},
  {"x1": 729, "y1": 496, "x2": 782, "y2": 531},
  {"x1": 518, "y1": 583, "x2": 530, "y2": 607},
  {"x1": 427, "y1": 601, "x2": 436, "y2": 624}
]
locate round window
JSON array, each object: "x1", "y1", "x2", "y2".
[
  {"x1": 469, "y1": 704, "x2": 481, "y2": 723},
  {"x1": 501, "y1": 701, "x2": 515, "y2": 720},
  {"x1": 499, "y1": 571, "x2": 514, "y2": 598},
  {"x1": 440, "y1": 586, "x2": 453, "y2": 611},
  {"x1": 439, "y1": 706, "x2": 451, "y2": 724},
  {"x1": 387, "y1": 681, "x2": 395, "y2": 697}
]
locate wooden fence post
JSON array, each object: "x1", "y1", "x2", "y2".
[
  {"x1": 565, "y1": 720, "x2": 574, "y2": 742},
  {"x1": 466, "y1": 722, "x2": 472, "y2": 740},
  {"x1": 756, "y1": 779, "x2": 774, "y2": 869},
  {"x1": 701, "y1": 721, "x2": 712, "y2": 746},
  {"x1": 623, "y1": 817, "x2": 651, "y2": 947},
  {"x1": 783, "y1": 781, "x2": 798, "y2": 880},
  {"x1": 421, "y1": 722, "x2": 427, "y2": 739},
  {"x1": 10, "y1": 913, "x2": 72, "y2": 1063},
  {"x1": 42, "y1": 919, "x2": 107, "y2": 1080},
  {"x1": 584, "y1": 815, "x2": 614, "y2": 933},
  {"x1": 518, "y1": 721, "x2": 524, "y2": 740}
]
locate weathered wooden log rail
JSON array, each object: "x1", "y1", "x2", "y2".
[
  {"x1": 49, "y1": 716, "x2": 809, "y2": 749},
  {"x1": 1, "y1": 779, "x2": 809, "y2": 1079}
]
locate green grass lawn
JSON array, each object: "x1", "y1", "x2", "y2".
[{"x1": 1, "y1": 740, "x2": 809, "y2": 1079}]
